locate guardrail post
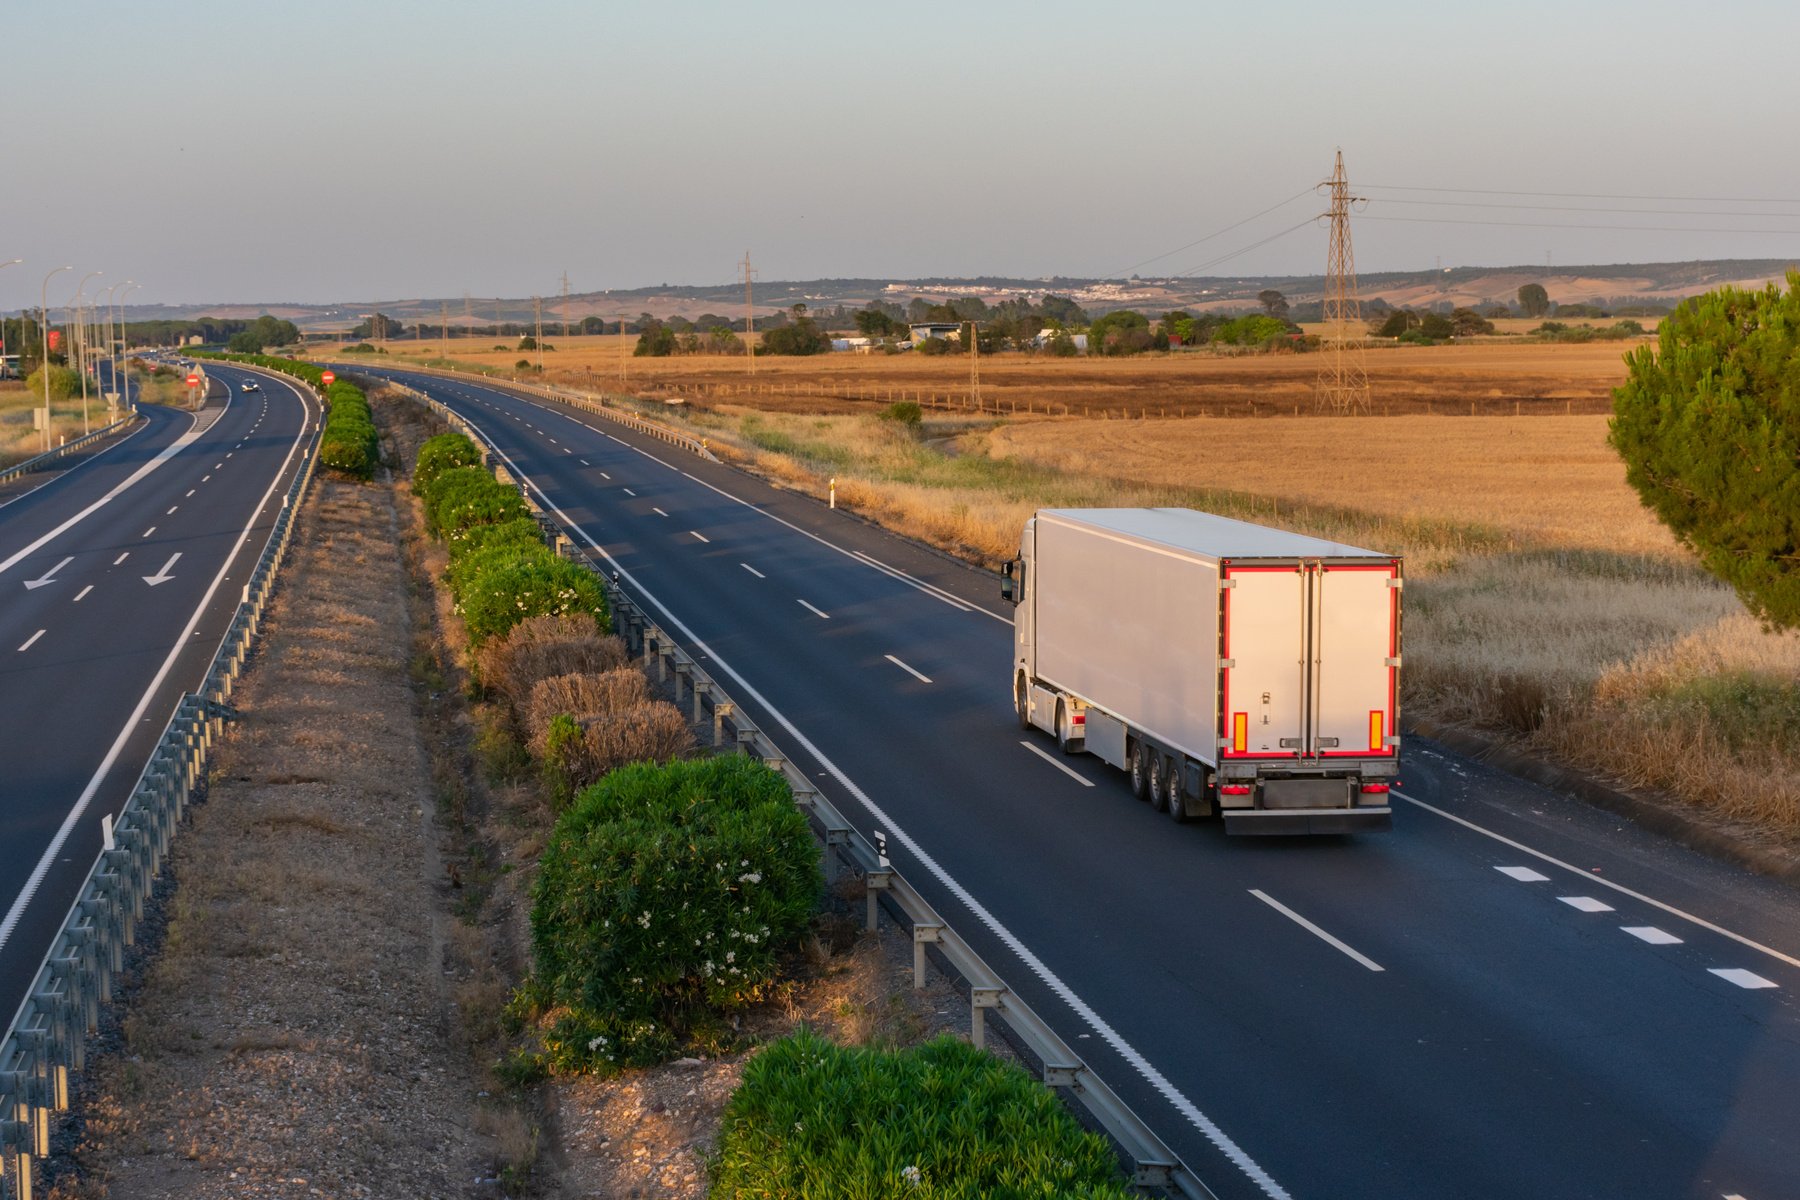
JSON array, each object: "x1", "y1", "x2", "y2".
[
  {"x1": 642, "y1": 629, "x2": 655, "y2": 668},
  {"x1": 712, "y1": 702, "x2": 734, "y2": 748},
  {"x1": 864, "y1": 868, "x2": 892, "y2": 932},
  {"x1": 691, "y1": 680, "x2": 710, "y2": 726},
  {"x1": 970, "y1": 986, "x2": 1003, "y2": 1050},
  {"x1": 1042, "y1": 1063, "x2": 1083, "y2": 1088},
  {"x1": 734, "y1": 728, "x2": 758, "y2": 757},
  {"x1": 912, "y1": 923, "x2": 943, "y2": 989},
  {"x1": 671, "y1": 660, "x2": 689, "y2": 704},
  {"x1": 655, "y1": 642, "x2": 668, "y2": 684},
  {"x1": 823, "y1": 827, "x2": 851, "y2": 883}
]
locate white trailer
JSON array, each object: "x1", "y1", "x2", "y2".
[{"x1": 1001, "y1": 508, "x2": 1401, "y2": 834}]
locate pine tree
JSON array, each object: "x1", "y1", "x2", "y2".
[{"x1": 1609, "y1": 272, "x2": 1800, "y2": 628}]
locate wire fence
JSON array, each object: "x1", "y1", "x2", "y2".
[{"x1": 0, "y1": 387, "x2": 321, "y2": 1200}]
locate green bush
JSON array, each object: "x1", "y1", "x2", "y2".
[
  {"x1": 711, "y1": 1030, "x2": 1135, "y2": 1199},
  {"x1": 877, "y1": 401, "x2": 922, "y2": 430},
  {"x1": 428, "y1": 466, "x2": 531, "y2": 536},
  {"x1": 415, "y1": 432, "x2": 483, "y2": 496},
  {"x1": 445, "y1": 515, "x2": 545, "y2": 566},
  {"x1": 527, "y1": 757, "x2": 822, "y2": 1073},
  {"x1": 455, "y1": 548, "x2": 607, "y2": 644}
]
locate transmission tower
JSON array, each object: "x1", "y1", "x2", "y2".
[
  {"x1": 740, "y1": 251, "x2": 757, "y2": 374},
  {"x1": 559, "y1": 270, "x2": 571, "y2": 339},
  {"x1": 1315, "y1": 149, "x2": 1370, "y2": 414}
]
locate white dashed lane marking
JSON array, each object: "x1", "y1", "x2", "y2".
[
  {"x1": 740, "y1": 564, "x2": 765, "y2": 578},
  {"x1": 17, "y1": 630, "x2": 45, "y2": 652},
  {"x1": 797, "y1": 599, "x2": 829, "y2": 619},
  {"x1": 1710, "y1": 968, "x2": 1778, "y2": 990},
  {"x1": 884, "y1": 654, "x2": 931, "y2": 683},
  {"x1": 1623, "y1": 927, "x2": 1682, "y2": 945},
  {"x1": 1496, "y1": 866, "x2": 1550, "y2": 883},
  {"x1": 1558, "y1": 896, "x2": 1614, "y2": 913}
]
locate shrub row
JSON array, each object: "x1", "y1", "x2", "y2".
[
  {"x1": 410, "y1": 436, "x2": 608, "y2": 645},
  {"x1": 194, "y1": 351, "x2": 379, "y2": 478},
  {"x1": 526, "y1": 756, "x2": 823, "y2": 1075},
  {"x1": 711, "y1": 1029, "x2": 1135, "y2": 1198}
]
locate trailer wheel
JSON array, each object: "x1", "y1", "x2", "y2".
[
  {"x1": 1164, "y1": 757, "x2": 1189, "y2": 823},
  {"x1": 1147, "y1": 751, "x2": 1168, "y2": 811},
  {"x1": 1015, "y1": 674, "x2": 1031, "y2": 731},
  {"x1": 1056, "y1": 700, "x2": 1083, "y2": 755},
  {"x1": 1130, "y1": 741, "x2": 1150, "y2": 800}
]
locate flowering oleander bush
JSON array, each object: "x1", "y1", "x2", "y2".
[
  {"x1": 415, "y1": 431, "x2": 483, "y2": 495},
  {"x1": 710, "y1": 1029, "x2": 1135, "y2": 1199},
  {"x1": 525, "y1": 756, "x2": 821, "y2": 1074},
  {"x1": 425, "y1": 465, "x2": 531, "y2": 536},
  {"x1": 453, "y1": 548, "x2": 609, "y2": 646}
]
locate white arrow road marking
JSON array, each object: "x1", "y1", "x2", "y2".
[
  {"x1": 143, "y1": 552, "x2": 182, "y2": 586},
  {"x1": 23, "y1": 557, "x2": 73, "y2": 590}
]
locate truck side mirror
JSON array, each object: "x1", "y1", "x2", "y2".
[{"x1": 999, "y1": 559, "x2": 1019, "y2": 604}]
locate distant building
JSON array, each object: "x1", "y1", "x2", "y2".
[
  {"x1": 830, "y1": 336, "x2": 876, "y2": 352},
  {"x1": 1032, "y1": 331, "x2": 1089, "y2": 353},
  {"x1": 907, "y1": 321, "x2": 962, "y2": 344}
]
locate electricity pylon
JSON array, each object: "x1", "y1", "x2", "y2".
[
  {"x1": 1315, "y1": 149, "x2": 1370, "y2": 414},
  {"x1": 740, "y1": 251, "x2": 757, "y2": 373}
]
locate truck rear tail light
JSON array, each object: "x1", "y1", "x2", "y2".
[
  {"x1": 1219, "y1": 784, "x2": 1253, "y2": 796},
  {"x1": 1071, "y1": 711, "x2": 1085, "y2": 726},
  {"x1": 1359, "y1": 783, "x2": 1389, "y2": 795}
]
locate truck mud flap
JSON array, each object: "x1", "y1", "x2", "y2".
[{"x1": 1224, "y1": 807, "x2": 1392, "y2": 836}]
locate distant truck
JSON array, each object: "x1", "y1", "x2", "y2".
[{"x1": 1001, "y1": 508, "x2": 1401, "y2": 834}]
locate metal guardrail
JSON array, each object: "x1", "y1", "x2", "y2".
[
  {"x1": 0, "y1": 388, "x2": 322, "y2": 1200},
  {"x1": 0, "y1": 414, "x2": 136, "y2": 490},
  {"x1": 392, "y1": 382, "x2": 1213, "y2": 1199},
  {"x1": 350, "y1": 361, "x2": 719, "y2": 462}
]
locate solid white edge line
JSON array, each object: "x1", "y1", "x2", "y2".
[
  {"x1": 797, "y1": 598, "x2": 830, "y2": 619},
  {"x1": 1020, "y1": 740, "x2": 1095, "y2": 787},
  {"x1": 1250, "y1": 889, "x2": 1386, "y2": 972},
  {"x1": 884, "y1": 653, "x2": 931, "y2": 683},
  {"x1": 1398, "y1": 791, "x2": 1800, "y2": 972},
  {"x1": 740, "y1": 563, "x2": 765, "y2": 579},
  {"x1": 429, "y1": 395, "x2": 1291, "y2": 1200},
  {"x1": 0, "y1": 372, "x2": 313, "y2": 991}
]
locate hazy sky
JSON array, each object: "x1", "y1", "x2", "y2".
[{"x1": 5, "y1": 0, "x2": 1798, "y2": 309}]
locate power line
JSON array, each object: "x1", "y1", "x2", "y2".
[
  {"x1": 1373, "y1": 196, "x2": 1800, "y2": 219},
  {"x1": 1172, "y1": 217, "x2": 1317, "y2": 278},
  {"x1": 1361, "y1": 183, "x2": 1800, "y2": 205},
  {"x1": 1361, "y1": 214, "x2": 1800, "y2": 236},
  {"x1": 1112, "y1": 187, "x2": 1314, "y2": 278}
]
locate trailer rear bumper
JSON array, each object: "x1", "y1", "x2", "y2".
[{"x1": 1223, "y1": 806, "x2": 1392, "y2": 835}]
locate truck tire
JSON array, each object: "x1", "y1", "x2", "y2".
[
  {"x1": 1147, "y1": 751, "x2": 1168, "y2": 811},
  {"x1": 1164, "y1": 757, "x2": 1189, "y2": 823},
  {"x1": 1056, "y1": 700, "x2": 1083, "y2": 755},
  {"x1": 1016, "y1": 674, "x2": 1031, "y2": 731},
  {"x1": 1130, "y1": 741, "x2": 1150, "y2": 800}
]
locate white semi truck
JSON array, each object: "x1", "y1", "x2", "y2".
[{"x1": 1001, "y1": 508, "x2": 1401, "y2": 834}]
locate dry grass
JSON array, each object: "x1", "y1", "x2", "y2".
[
  {"x1": 473, "y1": 614, "x2": 628, "y2": 707},
  {"x1": 552, "y1": 702, "x2": 697, "y2": 793},
  {"x1": 523, "y1": 667, "x2": 650, "y2": 747}
]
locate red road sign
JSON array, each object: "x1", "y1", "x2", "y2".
[
  {"x1": 185, "y1": 373, "x2": 199, "y2": 387},
  {"x1": 320, "y1": 370, "x2": 336, "y2": 386},
  {"x1": 48, "y1": 331, "x2": 61, "y2": 352}
]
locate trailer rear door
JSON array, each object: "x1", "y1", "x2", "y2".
[
  {"x1": 1313, "y1": 564, "x2": 1399, "y2": 758},
  {"x1": 1220, "y1": 566, "x2": 1307, "y2": 758},
  {"x1": 1221, "y1": 561, "x2": 1399, "y2": 762}
]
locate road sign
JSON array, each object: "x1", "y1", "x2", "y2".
[
  {"x1": 320, "y1": 370, "x2": 335, "y2": 386},
  {"x1": 48, "y1": 330, "x2": 61, "y2": 352},
  {"x1": 185, "y1": 373, "x2": 199, "y2": 387}
]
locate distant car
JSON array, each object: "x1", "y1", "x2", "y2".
[{"x1": 240, "y1": 381, "x2": 259, "y2": 392}]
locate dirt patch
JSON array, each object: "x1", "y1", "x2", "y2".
[{"x1": 50, "y1": 470, "x2": 501, "y2": 1197}]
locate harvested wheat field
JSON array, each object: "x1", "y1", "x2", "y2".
[
  {"x1": 987, "y1": 413, "x2": 1680, "y2": 557},
  {"x1": 345, "y1": 334, "x2": 1642, "y2": 418}
]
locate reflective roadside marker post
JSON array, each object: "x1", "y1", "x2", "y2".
[{"x1": 830, "y1": 477, "x2": 836, "y2": 509}]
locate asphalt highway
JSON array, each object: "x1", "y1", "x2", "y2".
[
  {"x1": 0, "y1": 363, "x2": 314, "y2": 1032},
  {"x1": 382, "y1": 366, "x2": 1800, "y2": 1198}
]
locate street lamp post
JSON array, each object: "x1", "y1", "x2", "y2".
[
  {"x1": 69, "y1": 271, "x2": 103, "y2": 436},
  {"x1": 110, "y1": 281, "x2": 134, "y2": 413},
  {"x1": 39, "y1": 266, "x2": 71, "y2": 451}
]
